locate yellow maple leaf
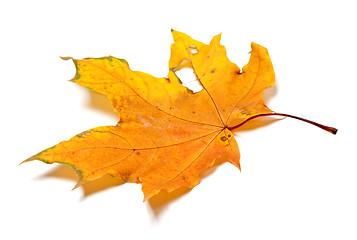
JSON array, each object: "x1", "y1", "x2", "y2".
[{"x1": 23, "y1": 30, "x2": 337, "y2": 200}]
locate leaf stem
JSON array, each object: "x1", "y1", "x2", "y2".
[{"x1": 227, "y1": 113, "x2": 338, "y2": 135}]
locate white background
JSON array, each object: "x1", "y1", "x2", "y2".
[{"x1": 1, "y1": 0, "x2": 356, "y2": 239}]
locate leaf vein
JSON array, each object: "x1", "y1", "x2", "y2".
[
  {"x1": 160, "y1": 129, "x2": 223, "y2": 186},
  {"x1": 80, "y1": 59, "x2": 222, "y2": 128}
]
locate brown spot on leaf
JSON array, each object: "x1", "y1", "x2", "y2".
[
  {"x1": 240, "y1": 109, "x2": 251, "y2": 115},
  {"x1": 121, "y1": 174, "x2": 129, "y2": 182},
  {"x1": 77, "y1": 129, "x2": 92, "y2": 138},
  {"x1": 221, "y1": 136, "x2": 228, "y2": 142}
]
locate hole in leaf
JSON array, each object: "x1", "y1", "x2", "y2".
[
  {"x1": 190, "y1": 48, "x2": 198, "y2": 54},
  {"x1": 189, "y1": 44, "x2": 198, "y2": 54},
  {"x1": 175, "y1": 68, "x2": 203, "y2": 93}
]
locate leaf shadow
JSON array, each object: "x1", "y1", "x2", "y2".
[
  {"x1": 38, "y1": 158, "x2": 226, "y2": 217},
  {"x1": 147, "y1": 188, "x2": 192, "y2": 218},
  {"x1": 39, "y1": 165, "x2": 124, "y2": 199},
  {"x1": 87, "y1": 90, "x2": 118, "y2": 120},
  {"x1": 147, "y1": 156, "x2": 226, "y2": 218},
  {"x1": 235, "y1": 117, "x2": 282, "y2": 132},
  {"x1": 264, "y1": 81, "x2": 278, "y2": 105}
]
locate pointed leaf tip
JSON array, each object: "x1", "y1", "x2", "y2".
[
  {"x1": 72, "y1": 180, "x2": 84, "y2": 191},
  {"x1": 20, "y1": 154, "x2": 41, "y2": 165},
  {"x1": 209, "y1": 33, "x2": 223, "y2": 47},
  {"x1": 60, "y1": 56, "x2": 73, "y2": 61}
]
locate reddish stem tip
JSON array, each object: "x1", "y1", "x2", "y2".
[{"x1": 326, "y1": 127, "x2": 338, "y2": 135}]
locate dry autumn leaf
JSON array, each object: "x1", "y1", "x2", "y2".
[{"x1": 23, "y1": 30, "x2": 337, "y2": 200}]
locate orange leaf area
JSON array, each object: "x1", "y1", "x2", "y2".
[{"x1": 24, "y1": 30, "x2": 275, "y2": 200}]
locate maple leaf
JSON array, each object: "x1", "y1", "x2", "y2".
[{"x1": 23, "y1": 30, "x2": 337, "y2": 200}]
